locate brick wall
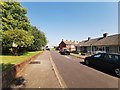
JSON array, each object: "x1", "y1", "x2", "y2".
[{"x1": 59, "y1": 41, "x2": 66, "y2": 49}]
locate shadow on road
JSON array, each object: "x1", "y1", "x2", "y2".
[{"x1": 80, "y1": 62, "x2": 119, "y2": 78}]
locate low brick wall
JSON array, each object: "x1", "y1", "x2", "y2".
[{"x1": 2, "y1": 51, "x2": 43, "y2": 88}]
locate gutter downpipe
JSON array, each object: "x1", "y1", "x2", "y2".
[{"x1": 91, "y1": 44, "x2": 93, "y2": 55}]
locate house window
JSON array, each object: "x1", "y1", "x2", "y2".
[
  {"x1": 106, "y1": 46, "x2": 109, "y2": 52},
  {"x1": 102, "y1": 47, "x2": 105, "y2": 51},
  {"x1": 92, "y1": 47, "x2": 94, "y2": 51},
  {"x1": 67, "y1": 44, "x2": 70, "y2": 46},
  {"x1": 118, "y1": 46, "x2": 120, "y2": 52}
]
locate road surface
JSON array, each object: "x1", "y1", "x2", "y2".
[{"x1": 50, "y1": 50, "x2": 119, "y2": 88}]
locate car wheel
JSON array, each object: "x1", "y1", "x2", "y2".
[
  {"x1": 115, "y1": 68, "x2": 120, "y2": 77},
  {"x1": 85, "y1": 60, "x2": 89, "y2": 65}
]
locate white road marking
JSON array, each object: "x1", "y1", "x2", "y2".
[{"x1": 64, "y1": 56, "x2": 70, "y2": 59}]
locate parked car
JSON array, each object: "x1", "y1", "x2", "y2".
[
  {"x1": 84, "y1": 53, "x2": 120, "y2": 77},
  {"x1": 59, "y1": 48, "x2": 70, "y2": 55},
  {"x1": 46, "y1": 48, "x2": 50, "y2": 51}
]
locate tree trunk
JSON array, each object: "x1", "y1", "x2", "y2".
[{"x1": 14, "y1": 46, "x2": 19, "y2": 56}]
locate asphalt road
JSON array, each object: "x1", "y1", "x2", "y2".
[{"x1": 50, "y1": 50, "x2": 119, "y2": 88}]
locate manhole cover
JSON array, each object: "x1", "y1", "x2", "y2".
[{"x1": 29, "y1": 60, "x2": 40, "y2": 64}]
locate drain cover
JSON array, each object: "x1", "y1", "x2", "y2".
[{"x1": 29, "y1": 60, "x2": 40, "y2": 64}]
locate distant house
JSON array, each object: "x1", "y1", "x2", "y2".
[
  {"x1": 59, "y1": 40, "x2": 78, "y2": 52},
  {"x1": 76, "y1": 33, "x2": 120, "y2": 54}
]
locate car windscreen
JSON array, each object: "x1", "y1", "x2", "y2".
[
  {"x1": 63, "y1": 49, "x2": 69, "y2": 51},
  {"x1": 114, "y1": 55, "x2": 120, "y2": 62}
]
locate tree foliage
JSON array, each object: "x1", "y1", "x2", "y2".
[
  {"x1": 2, "y1": 29, "x2": 34, "y2": 55},
  {"x1": 1, "y1": 1, "x2": 47, "y2": 55},
  {"x1": 0, "y1": 2, "x2": 30, "y2": 31},
  {"x1": 28, "y1": 26, "x2": 47, "y2": 50},
  {"x1": 2, "y1": 29, "x2": 34, "y2": 47}
]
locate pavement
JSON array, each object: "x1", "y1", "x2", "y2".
[
  {"x1": 9, "y1": 50, "x2": 119, "y2": 88},
  {"x1": 70, "y1": 53, "x2": 88, "y2": 60},
  {"x1": 10, "y1": 51, "x2": 61, "y2": 88}
]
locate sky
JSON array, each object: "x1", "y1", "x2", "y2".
[{"x1": 21, "y1": 2, "x2": 118, "y2": 47}]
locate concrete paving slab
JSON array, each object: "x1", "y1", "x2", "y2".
[{"x1": 10, "y1": 51, "x2": 61, "y2": 88}]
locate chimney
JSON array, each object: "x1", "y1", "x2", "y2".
[
  {"x1": 88, "y1": 37, "x2": 91, "y2": 40},
  {"x1": 62, "y1": 39, "x2": 63, "y2": 41},
  {"x1": 103, "y1": 33, "x2": 108, "y2": 38}
]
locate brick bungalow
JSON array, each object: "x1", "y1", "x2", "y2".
[
  {"x1": 76, "y1": 33, "x2": 120, "y2": 54},
  {"x1": 59, "y1": 40, "x2": 78, "y2": 52}
]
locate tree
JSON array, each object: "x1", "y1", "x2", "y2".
[
  {"x1": 1, "y1": 1, "x2": 32, "y2": 55},
  {"x1": 0, "y1": 2, "x2": 31, "y2": 31},
  {"x1": 0, "y1": 30, "x2": 2, "y2": 55},
  {"x1": 28, "y1": 26, "x2": 47, "y2": 51},
  {"x1": 1, "y1": 1, "x2": 47, "y2": 55},
  {"x1": 2, "y1": 29, "x2": 34, "y2": 55}
]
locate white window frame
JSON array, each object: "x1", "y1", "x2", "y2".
[{"x1": 105, "y1": 46, "x2": 109, "y2": 52}]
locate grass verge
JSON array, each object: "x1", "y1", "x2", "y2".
[{"x1": 0, "y1": 51, "x2": 43, "y2": 71}]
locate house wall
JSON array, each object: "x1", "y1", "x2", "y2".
[
  {"x1": 76, "y1": 47, "x2": 80, "y2": 52},
  {"x1": 66, "y1": 44, "x2": 76, "y2": 52},
  {"x1": 59, "y1": 42, "x2": 76, "y2": 52},
  {"x1": 71, "y1": 45, "x2": 76, "y2": 52},
  {"x1": 109, "y1": 46, "x2": 120, "y2": 53},
  {"x1": 83, "y1": 46, "x2": 96, "y2": 54},
  {"x1": 76, "y1": 45, "x2": 120, "y2": 54},
  {"x1": 94, "y1": 45, "x2": 120, "y2": 54},
  {"x1": 76, "y1": 46, "x2": 87, "y2": 53},
  {"x1": 59, "y1": 42, "x2": 66, "y2": 49},
  {"x1": 87, "y1": 47, "x2": 91, "y2": 53}
]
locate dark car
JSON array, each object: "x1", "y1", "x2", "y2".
[
  {"x1": 60, "y1": 48, "x2": 70, "y2": 55},
  {"x1": 84, "y1": 53, "x2": 120, "y2": 77},
  {"x1": 46, "y1": 48, "x2": 50, "y2": 51}
]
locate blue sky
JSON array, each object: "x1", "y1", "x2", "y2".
[{"x1": 21, "y1": 2, "x2": 118, "y2": 47}]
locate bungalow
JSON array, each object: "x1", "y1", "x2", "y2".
[
  {"x1": 59, "y1": 39, "x2": 78, "y2": 52},
  {"x1": 76, "y1": 33, "x2": 120, "y2": 54}
]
